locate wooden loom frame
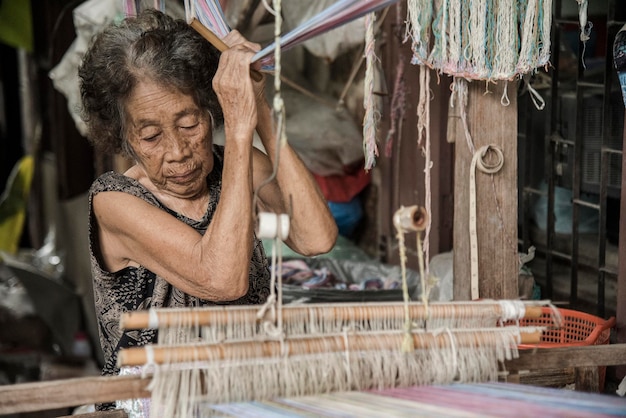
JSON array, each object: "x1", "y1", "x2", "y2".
[{"x1": 1, "y1": 344, "x2": 625, "y2": 416}]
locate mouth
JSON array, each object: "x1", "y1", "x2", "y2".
[{"x1": 169, "y1": 168, "x2": 198, "y2": 183}]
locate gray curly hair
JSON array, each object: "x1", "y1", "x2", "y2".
[{"x1": 79, "y1": 8, "x2": 223, "y2": 157}]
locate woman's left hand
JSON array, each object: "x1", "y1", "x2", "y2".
[{"x1": 222, "y1": 31, "x2": 266, "y2": 103}]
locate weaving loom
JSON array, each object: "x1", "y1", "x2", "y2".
[
  {"x1": 114, "y1": 301, "x2": 558, "y2": 416},
  {"x1": 107, "y1": 205, "x2": 560, "y2": 416}
]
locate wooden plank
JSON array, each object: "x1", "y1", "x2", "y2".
[
  {"x1": 504, "y1": 344, "x2": 626, "y2": 370},
  {"x1": 0, "y1": 375, "x2": 151, "y2": 415},
  {"x1": 453, "y1": 81, "x2": 519, "y2": 300}
]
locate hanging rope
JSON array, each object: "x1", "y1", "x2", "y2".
[
  {"x1": 363, "y1": 12, "x2": 380, "y2": 170},
  {"x1": 469, "y1": 145, "x2": 504, "y2": 300},
  {"x1": 576, "y1": 0, "x2": 592, "y2": 69}
]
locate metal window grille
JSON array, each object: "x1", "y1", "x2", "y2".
[{"x1": 519, "y1": 0, "x2": 625, "y2": 318}]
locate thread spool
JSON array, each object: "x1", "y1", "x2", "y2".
[
  {"x1": 393, "y1": 205, "x2": 429, "y2": 233},
  {"x1": 256, "y1": 212, "x2": 290, "y2": 240}
]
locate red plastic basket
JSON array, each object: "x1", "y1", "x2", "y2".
[
  {"x1": 511, "y1": 307, "x2": 615, "y2": 390},
  {"x1": 516, "y1": 307, "x2": 615, "y2": 349}
]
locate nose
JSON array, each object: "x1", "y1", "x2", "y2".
[{"x1": 164, "y1": 131, "x2": 192, "y2": 161}]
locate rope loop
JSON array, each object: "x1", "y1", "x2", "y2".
[{"x1": 474, "y1": 145, "x2": 504, "y2": 175}]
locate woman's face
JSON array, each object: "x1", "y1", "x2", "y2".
[{"x1": 124, "y1": 79, "x2": 214, "y2": 199}]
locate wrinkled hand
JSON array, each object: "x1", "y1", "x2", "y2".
[
  {"x1": 212, "y1": 38, "x2": 258, "y2": 142},
  {"x1": 222, "y1": 31, "x2": 267, "y2": 103}
]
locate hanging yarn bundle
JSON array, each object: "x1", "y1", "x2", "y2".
[
  {"x1": 405, "y1": 0, "x2": 552, "y2": 81},
  {"x1": 363, "y1": 12, "x2": 381, "y2": 170}
]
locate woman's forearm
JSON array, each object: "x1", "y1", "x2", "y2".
[{"x1": 255, "y1": 100, "x2": 337, "y2": 255}]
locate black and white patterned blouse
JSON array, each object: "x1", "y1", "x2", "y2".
[{"x1": 88, "y1": 144, "x2": 271, "y2": 381}]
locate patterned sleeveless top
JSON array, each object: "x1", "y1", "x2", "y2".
[{"x1": 88, "y1": 144, "x2": 271, "y2": 379}]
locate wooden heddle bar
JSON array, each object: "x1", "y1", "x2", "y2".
[
  {"x1": 120, "y1": 300, "x2": 548, "y2": 330},
  {"x1": 117, "y1": 327, "x2": 543, "y2": 366}
]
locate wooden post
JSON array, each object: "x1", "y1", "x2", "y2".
[
  {"x1": 617, "y1": 110, "x2": 626, "y2": 380},
  {"x1": 453, "y1": 81, "x2": 519, "y2": 300}
]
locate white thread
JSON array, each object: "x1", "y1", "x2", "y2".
[
  {"x1": 497, "y1": 300, "x2": 526, "y2": 322},
  {"x1": 145, "y1": 345, "x2": 155, "y2": 366},
  {"x1": 616, "y1": 375, "x2": 626, "y2": 397},
  {"x1": 342, "y1": 327, "x2": 352, "y2": 389},
  {"x1": 256, "y1": 212, "x2": 290, "y2": 240},
  {"x1": 526, "y1": 77, "x2": 546, "y2": 110},
  {"x1": 148, "y1": 309, "x2": 159, "y2": 329},
  {"x1": 500, "y1": 81, "x2": 510, "y2": 106}
]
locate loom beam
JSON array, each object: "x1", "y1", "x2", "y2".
[
  {"x1": 120, "y1": 301, "x2": 545, "y2": 329},
  {"x1": 117, "y1": 328, "x2": 542, "y2": 367}
]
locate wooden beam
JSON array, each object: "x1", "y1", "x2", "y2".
[
  {"x1": 0, "y1": 375, "x2": 151, "y2": 415},
  {"x1": 453, "y1": 81, "x2": 519, "y2": 300},
  {"x1": 505, "y1": 344, "x2": 626, "y2": 392},
  {"x1": 503, "y1": 344, "x2": 626, "y2": 370},
  {"x1": 2, "y1": 344, "x2": 624, "y2": 414}
]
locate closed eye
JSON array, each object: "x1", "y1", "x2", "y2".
[{"x1": 142, "y1": 133, "x2": 161, "y2": 142}]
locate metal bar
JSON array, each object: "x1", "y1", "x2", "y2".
[
  {"x1": 600, "y1": 267, "x2": 618, "y2": 277},
  {"x1": 576, "y1": 81, "x2": 605, "y2": 89},
  {"x1": 571, "y1": 199, "x2": 601, "y2": 210},
  {"x1": 545, "y1": 0, "x2": 562, "y2": 300},
  {"x1": 569, "y1": 16, "x2": 587, "y2": 307},
  {"x1": 522, "y1": 187, "x2": 547, "y2": 197},
  {"x1": 553, "y1": 19, "x2": 580, "y2": 25},
  {"x1": 550, "y1": 135, "x2": 575, "y2": 147},
  {"x1": 597, "y1": 0, "x2": 619, "y2": 317}
]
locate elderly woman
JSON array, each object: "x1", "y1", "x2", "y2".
[{"x1": 78, "y1": 8, "x2": 337, "y2": 394}]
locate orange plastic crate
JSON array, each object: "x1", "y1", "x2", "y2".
[
  {"x1": 511, "y1": 307, "x2": 615, "y2": 391},
  {"x1": 516, "y1": 307, "x2": 615, "y2": 349}
]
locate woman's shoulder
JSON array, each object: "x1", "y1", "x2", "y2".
[{"x1": 90, "y1": 171, "x2": 147, "y2": 197}]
